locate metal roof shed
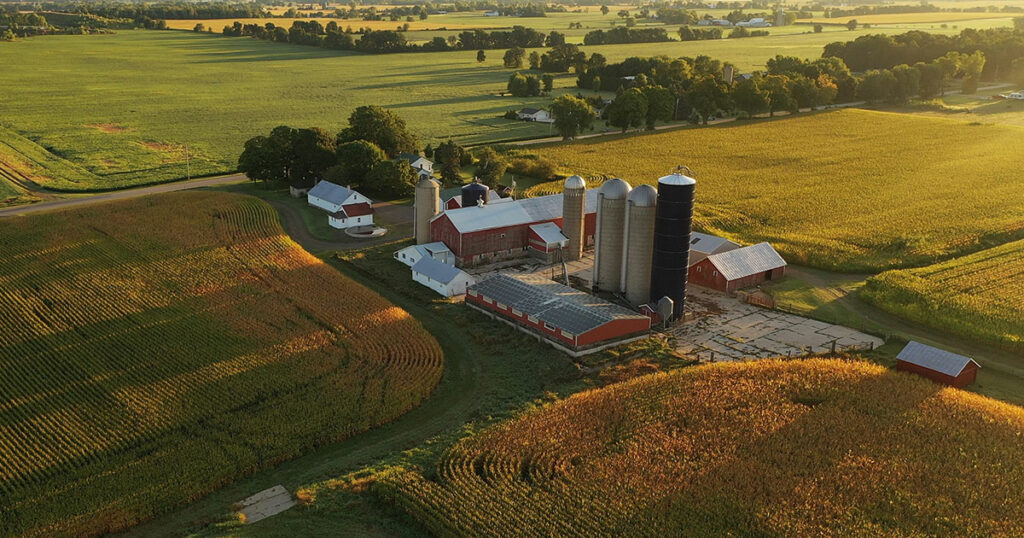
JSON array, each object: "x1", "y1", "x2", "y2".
[{"x1": 896, "y1": 341, "x2": 980, "y2": 388}]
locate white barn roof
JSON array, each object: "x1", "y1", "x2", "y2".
[
  {"x1": 412, "y1": 257, "x2": 466, "y2": 284},
  {"x1": 897, "y1": 341, "x2": 980, "y2": 377},
  {"x1": 308, "y1": 181, "x2": 354, "y2": 205},
  {"x1": 690, "y1": 232, "x2": 739, "y2": 255},
  {"x1": 470, "y1": 274, "x2": 647, "y2": 335},
  {"x1": 530, "y1": 222, "x2": 568, "y2": 246},
  {"x1": 705, "y1": 242, "x2": 786, "y2": 281},
  {"x1": 437, "y1": 190, "x2": 598, "y2": 234}
]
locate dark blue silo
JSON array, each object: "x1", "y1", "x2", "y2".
[
  {"x1": 462, "y1": 182, "x2": 490, "y2": 207},
  {"x1": 649, "y1": 169, "x2": 696, "y2": 321}
]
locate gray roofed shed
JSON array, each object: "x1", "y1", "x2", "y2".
[
  {"x1": 705, "y1": 242, "x2": 786, "y2": 281},
  {"x1": 896, "y1": 341, "x2": 980, "y2": 377},
  {"x1": 308, "y1": 181, "x2": 354, "y2": 205},
  {"x1": 412, "y1": 257, "x2": 465, "y2": 284},
  {"x1": 469, "y1": 274, "x2": 647, "y2": 335}
]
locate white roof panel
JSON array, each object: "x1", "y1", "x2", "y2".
[
  {"x1": 436, "y1": 190, "x2": 597, "y2": 234},
  {"x1": 690, "y1": 232, "x2": 739, "y2": 255},
  {"x1": 308, "y1": 181, "x2": 353, "y2": 205},
  {"x1": 897, "y1": 341, "x2": 979, "y2": 377},
  {"x1": 706, "y1": 242, "x2": 786, "y2": 281},
  {"x1": 530, "y1": 222, "x2": 568, "y2": 246},
  {"x1": 412, "y1": 257, "x2": 467, "y2": 284}
]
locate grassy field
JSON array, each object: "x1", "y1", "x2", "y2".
[
  {"x1": 897, "y1": 89, "x2": 1024, "y2": 127},
  {"x1": 0, "y1": 191, "x2": 443, "y2": 537},
  {"x1": 378, "y1": 358, "x2": 1024, "y2": 537},
  {"x1": 806, "y1": 12, "x2": 1017, "y2": 25},
  {"x1": 863, "y1": 238, "x2": 1024, "y2": 353},
  {"x1": 523, "y1": 108, "x2": 1024, "y2": 272},
  {"x1": 0, "y1": 22, "x2": 1009, "y2": 193}
]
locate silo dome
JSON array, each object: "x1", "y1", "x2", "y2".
[
  {"x1": 598, "y1": 178, "x2": 631, "y2": 200},
  {"x1": 564, "y1": 175, "x2": 586, "y2": 190},
  {"x1": 657, "y1": 172, "x2": 696, "y2": 186},
  {"x1": 627, "y1": 184, "x2": 657, "y2": 207},
  {"x1": 417, "y1": 177, "x2": 440, "y2": 188}
]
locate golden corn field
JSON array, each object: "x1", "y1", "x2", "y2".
[
  {"x1": 526, "y1": 109, "x2": 1024, "y2": 272},
  {"x1": 863, "y1": 238, "x2": 1024, "y2": 352},
  {"x1": 378, "y1": 359, "x2": 1024, "y2": 537},
  {"x1": 0, "y1": 192, "x2": 443, "y2": 537}
]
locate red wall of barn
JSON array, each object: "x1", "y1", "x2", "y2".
[
  {"x1": 431, "y1": 215, "x2": 462, "y2": 258},
  {"x1": 431, "y1": 208, "x2": 598, "y2": 265},
  {"x1": 896, "y1": 360, "x2": 978, "y2": 388},
  {"x1": 577, "y1": 318, "x2": 651, "y2": 346},
  {"x1": 466, "y1": 291, "x2": 575, "y2": 345},
  {"x1": 687, "y1": 260, "x2": 786, "y2": 293}
]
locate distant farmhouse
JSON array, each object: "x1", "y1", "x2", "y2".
[
  {"x1": 396, "y1": 153, "x2": 434, "y2": 180},
  {"x1": 307, "y1": 181, "x2": 374, "y2": 230},
  {"x1": 517, "y1": 108, "x2": 553, "y2": 123},
  {"x1": 896, "y1": 341, "x2": 980, "y2": 388}
]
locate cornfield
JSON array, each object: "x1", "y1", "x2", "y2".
[
  {"x1": 0, "y1": 192, "x2": 443, "y2": 537},
  {"x1": 863, "y1": 238, "x2": 1024, "y2": 353},
  {"x1": 525, "y1": 109, "x2": 1024, "y2": 272},
  {"x1": 378, "y1": 359, "x2": 1024, "y2": 537}
]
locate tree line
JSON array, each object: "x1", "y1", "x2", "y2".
[{"x1": 824, "y1": 26, "x2": 1024, "y2": 80}]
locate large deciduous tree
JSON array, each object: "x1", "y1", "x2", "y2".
[
  {"x1": 290, "y1": 127, "x2": 336, "y2": 190},
  {"x1": 474, "y1": 147, "x2": 507, "y2": 188},
  {"x1": 731, "y1": 76, "x2": 769, "y2": 117},
  {"x1": 606, "y1": 87, "x2": 647, "y2": 132},
  {"x1": 688, "y1": 76, "x2": 730, "y2": 124},
  {"x1": 331, "y1": 139, "x2": 386, "y2": 188},
  {"x1": 337, "y1": 105, "x2": 417, "y2": 158},
  {"x1": 433, "y1": 139, "x2": 466, "y2": 184},
  {"x1": 641, "y1": 85, "x2": 674, "y2": 129},
  {"x1": 549, "y1": 94, "x2": 596, "y2": 140}
]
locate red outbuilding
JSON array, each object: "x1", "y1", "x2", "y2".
[
  {"x1": 688, "y1": 242, "x2": 787, "y2": 294},
  {"x1": 466, "y1": 274, "x2": 651, "y2": 356},
  {"x1": 896, "y1": 341, "x2": 980, "y2": 388},
  {"x1": 431, "y1": 190, "x2": 598, "y2": 267}
]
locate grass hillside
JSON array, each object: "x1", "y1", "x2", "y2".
[
  {"x1": 526, "y1": 109, "x2": 1024, "y2": 271},
  {"x1": 379, "y1": 359, "x2": 1024, "y2": 537},
  {"x1": 863, "y1": 238, "x2": 1024, "y2": 353},
  {"x1": 0, "y1": 191, "x2": 443, "y2": 537}
]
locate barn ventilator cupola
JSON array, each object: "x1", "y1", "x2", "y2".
[{"x1": 650, "y1": 166, "x2": 696, "y2": 321}]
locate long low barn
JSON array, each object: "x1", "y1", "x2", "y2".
[
  {"x1": 430, "y1": 190, "x2": 598, "y2": 267},
  {"x1": 466, "y1": 274, "x2": 651, "y2": 356}
]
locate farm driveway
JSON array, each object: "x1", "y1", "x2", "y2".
[
  {"x1": 672, "y1": 288, "x2": 883, "y2": 361},
  {"x1": 266, "y1": 198, "x2": 413, "y2": 252}
]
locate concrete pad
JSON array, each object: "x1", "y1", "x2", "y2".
[{"x1": 236, "y1": 485, "x2": 297, "y2": 524}]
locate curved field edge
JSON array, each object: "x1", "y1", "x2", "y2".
[
  {"x1": 376, "y1": 358, "x2": 1024, "y2": 537},
  {"x1": 522, "y1": 109, "x2": 1024, "y2": 272},
  {"x1": 862, "y1": 237, "x2": 1024, "y2": 354},
  {"x1": 0, "y1": 191, "x2": 443, "y2": 537}
]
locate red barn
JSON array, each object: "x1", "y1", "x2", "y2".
[
  {"x1": 896, "y1": 341, "x2": 980, "y2": 388},
  {"x1": 466, "y1": 274, "x2": 651, "y2": 356},
  {"x1": 430, "y1": 190, "x2": 598, "y2": 267},
  {"x1": 688, "y1": 242, "x2": 786, "y2": 294}
]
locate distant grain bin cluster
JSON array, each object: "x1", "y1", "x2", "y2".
[{"x1": 589, "y1": 168, "x2": 696, "y2": 321}]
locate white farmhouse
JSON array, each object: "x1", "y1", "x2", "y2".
[
  {"x1": 307, "y1": 181, "x2": 375, "y2": 229},
  {"x1": 397, "y1": 153, "x2": 434, "y2": 179},
  {"x1": 517, "y1": 108, "x2": 553, "y2": 123},
  {"x1": 736, "y1": 17, "x2": 771, "y2": 27},
  {"x1": 412, "y1": 257, "x2": 474, "y2": 296},
  {"x1": 484, "y1": 10, "x2": 500, "y2": 16},
  {"x1": 394, "y1": 241, "x2": 455, "y2": 267}
]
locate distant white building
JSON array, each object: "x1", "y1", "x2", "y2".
[
  {"x1": 396, "y1": 153, "x2": 434, "y2": 179},
  {"x1": 484, "y1": 10, "x2": 500, "y2": 16},
  {"x1": 394, "y1": 241, "x2": 455, "y2": 267},
  {"x1": 517, "y1": 108, "x2": 553, "y2": 123},
  {"x1": 307, "y1": 181, "x2": 375, "y2": 230},
  {"x1": 1007, "y1": 91, "x2": 1024, "y2": 100},
  {"x1": 412, "y1": 257, "x2": 474, "y2": 296},
  {"x1": 736, "y1": 17, "x2": 772, "y2": 27}
]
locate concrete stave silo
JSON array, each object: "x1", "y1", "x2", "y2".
[
  {"x1": 649, "y1": 169, "x2": 696, "y2": 320},
  {"x1": 620, "y1": 184, "x2": 657, "y2": 306},
  {"x1": 414, "y1": 177, "x2": 440, "y2": 244},
  {"x1": 593, "y1": 178, "x2": 631, "y2": 292},
  {"x1": 562, "y1": 175, "x2": 586, "y2": 262}
]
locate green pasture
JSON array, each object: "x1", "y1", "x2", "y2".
[{"x1": 0, "y1": 17, "x2": 1014, "y2": 192}]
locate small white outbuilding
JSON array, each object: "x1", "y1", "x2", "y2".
[{"x1": 411, "y1": 257, "x2": 474, "y2": 297}]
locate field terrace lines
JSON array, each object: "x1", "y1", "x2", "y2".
[{"x1": 0, "y1": 191, "x2": 443, "y2": 537}]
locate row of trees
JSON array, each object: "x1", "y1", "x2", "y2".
[
  {"x1": 856, "y1": 51, "x2": 988, "y2": 103},
  {"x1": 238, "y1": 106, "x2": 423, "y2": 198},
  {"x1": 824, "y1": 26, "x2": 1024, "y2": 80},
  {"x1": 506, "y1": 72, "x2": 554, "y2": 96}
]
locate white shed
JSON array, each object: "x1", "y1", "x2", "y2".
[
  {"x1": 412, "y1": 257, "x2": 474, "y2": 297},
  {"x1": 394, "y1": 242, "x2": 455, "y2": 267},
  {"x1": 517, "y1": 108, "x2": 553, "y2": 123},
  {"x1": 308, "y1": 181, "x2": 370, "y2": 214}
]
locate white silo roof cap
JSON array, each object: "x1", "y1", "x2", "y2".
[
  {"x1": 627, "y1": 184, "x2": 657, "y2": 207},
  {"x1": 598, "y1": 178, "x2": 631, "y2": 199},
  {"x1": 417, "y1": 177, "x2": 440, "y2": 188},
  {"x1": 564, "y1": 175, "x2": 586, "y2": 190},
  {"x1": 658, "y1": 172, "x2": 696, "y2": 186}
]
